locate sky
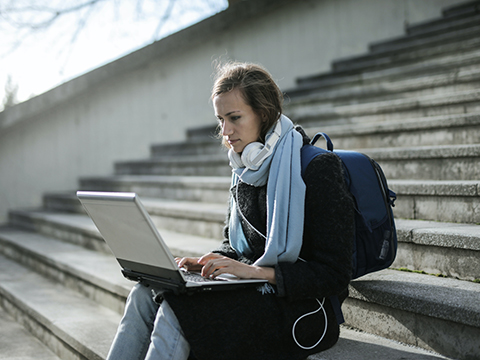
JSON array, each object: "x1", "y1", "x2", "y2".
[{"x1": 0, "y1": 0, "x2": 228, "y2": 110}]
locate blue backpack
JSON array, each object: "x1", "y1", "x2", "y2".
[{"x1": 301, "y1": 132, "x2": 397, "y2": 322}]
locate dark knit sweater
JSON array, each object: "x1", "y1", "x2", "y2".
[{"x1": 163, "y1": 130, "x2": 354, "y2": 360}]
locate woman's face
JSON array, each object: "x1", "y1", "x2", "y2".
[{"x1": 214, "y1": 88, "x2": 263, "y2": 154}]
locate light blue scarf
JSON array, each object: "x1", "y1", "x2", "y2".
[{"x1": 229, "y1": 114, "x2": 306, "y2": 267}]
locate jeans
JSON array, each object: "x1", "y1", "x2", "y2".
[{"x1": 106, "y1": 283, "x2": 191, "y2": 360}]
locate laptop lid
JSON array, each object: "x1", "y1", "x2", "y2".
[{"x1": 76, "y1": 191, "x2": 267, "y2": 293}]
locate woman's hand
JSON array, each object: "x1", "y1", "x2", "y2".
[
  {"x1": 175, "y1": 256, "x2": 203, "y2": 272},
  {"x1": 198, "y1": 253, "x2": 276, "y2": 284}
]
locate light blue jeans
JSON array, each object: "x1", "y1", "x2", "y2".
[{"x1": 106, "y1": 283, "x2": 191, "y2": 360}]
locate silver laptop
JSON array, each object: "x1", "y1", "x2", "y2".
[{"x1": 76, "y1": 191, "x2": 267, "y2": 294}]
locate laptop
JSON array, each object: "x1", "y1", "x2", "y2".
[{"x1": 76, "y1": 191, "x2": 267, "y2": 294}]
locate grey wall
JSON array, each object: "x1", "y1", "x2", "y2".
[{"x1": 0, "y1": 0, "x2": 463, "y2": 222}]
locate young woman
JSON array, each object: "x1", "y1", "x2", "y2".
[{"x1": 106, "y1": 62, "x2": 354, "y2": 360}]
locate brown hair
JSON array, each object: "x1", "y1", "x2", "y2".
[{"x1": 212, "y1": 62, "x2": 283, "y2": 147}]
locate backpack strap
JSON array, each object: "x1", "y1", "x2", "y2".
[
  {"x1": 301, "y1": 134, "x2": 345, "y2": 325},
  {"x1": 328, "y1": 295, "x2": 345, "y2": 324},
  {"x1": 300, "y1": 143, "x2": 328, "y2": 177}
]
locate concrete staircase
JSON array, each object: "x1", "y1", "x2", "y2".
[{"x1": 1, "y1": 1, "x2": 480, "y2": 359}]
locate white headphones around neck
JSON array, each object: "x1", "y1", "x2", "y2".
[{"x1": 228, "y1": 120, "x2": 282, "y2": 170}]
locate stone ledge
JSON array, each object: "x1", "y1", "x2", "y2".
[
  {"x1": 396, "y1": 219, "x2": 480, "y2": 251},
  {"x1": 366, "y1": 144, "x2": 480, "y2": 160},
  {"x1": 349, "y1": 269, "x2": 480, "y2": 328},
  {"x1": 287, "y1": 88, "x2": 480, "y2": 122},
  {"x1": 333, "y1": 24, "x2": 480, "y2": 72},
  {"x1": 311, "y1": 327, "x2": 450, "y2": 360},
  {"x1": 292, "y1": 48, "x2": 480, "y2": 96},
  {"x1": 390, "y1": 179, "x2": 480, "y2": 196},
  {"x1": 79, "y1": 175, "x2": 231, "y2": 190},
  {"x1": 0, "y1": 307, "x2": 62, "y2": 360},
  {"x1": 0, "y1": 254, "x2": 121, "y2": 360}
]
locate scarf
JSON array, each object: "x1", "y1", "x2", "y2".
[{"x1": 229, "y1": 114, "x2": 306, "y2": 267}]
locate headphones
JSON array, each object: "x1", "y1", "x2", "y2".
[{"x1": 228, "y1": 120, "x2": 282, "y2": 170}]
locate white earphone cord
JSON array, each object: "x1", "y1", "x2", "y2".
[
  {"x1": 292, "y1": 298, "x2": 328, "y2": 350},
  {"x1": 236, "y1": 169, "x2": 327, "y2": 351},
  {"x1": 235, "y1": 169, "x2": 267, "y2": 240}
]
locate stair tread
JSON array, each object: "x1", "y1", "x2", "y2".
[
  {"x1": 335, "y1": 23, "x2": 480, "y2": 64},
  {"x1": 0, "y1": 307, "x2": 62, "y2": 360},
  {"x1": 8, "y1": 208, "x2": 220, "y2": 254},
  {"x1": 363, "y1": 143, "x2": 480, "y2": 159},
  {"x1": 404, "y1": 11, "x2": 480, "y2": 39},
  {"x1": 0, "y1": 254, "x2": 121, "y2": 360},
  {"x1": 289, "y1": 88, "x2": 480, "y2": 116},
  {"x1": 0, "y1": 227, "x2": 133, "y2": 298},
  {"x1": 79, "y1": 174, "x2": 230, "y2": 188},
  {"x1": 12, "y1": 195, "x2": 480, "y2": 252},
  {"x1": 19, "y1": 196, "x2": 228, "y2": 221},
  {"x1": 350, "y1": 269, "x2": 480, "y2": 328},
  {"x1": 116, "y1": 152, "x2": 227, "y2": 165},
  {"x1": 303, "y1": 112, "x2": 480, "y2": 136},
  {"x1": 312, "y1": 327, "x2": 450, "y2": 360},
  {"x1": 0, "y1": 229, "x2": 474, "y2": 358},
  {"x1": 293, "y1": 48, "x2": 480, "y2": 94},
  {"x1": 396, "y1": 218, "x2": 480, "y2": 251},
  {"x1": 113, "y1": 144, "x2": 480, "y2": 165},
  {"x1": 2, "y1": 222, "x2": 478, "y2": 315},
  {"x1": 0, "y1": 256, "x2": 451, "y2": 360},
  {"x1": 1, "y1": 226, "x2": 478, "y2": 331},
  {"x1": 331, "y1": 30, "x2": 480, "y2": 74}
]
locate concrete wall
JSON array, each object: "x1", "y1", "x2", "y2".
[{"x1": 0, "y1": 0, "x2": 463, "y2": 222}]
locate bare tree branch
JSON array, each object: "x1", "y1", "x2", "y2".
[
  {"x1": 1, "y1": 0, "x2": 108, "y2": 30},
  {"x1": 153, "y1": 0, "x2": 176, "y2": 40},
  {"x1": 2, "y1": 75, "x2": 19, "y2": 109}
]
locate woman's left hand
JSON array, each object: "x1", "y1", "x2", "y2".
[{"x1": 198, "y1": 253, "x2": 276, "y2": 284}]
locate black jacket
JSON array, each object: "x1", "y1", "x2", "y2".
[{"x1": 164, "y1": 131, "x2": 354, "y2": 360}]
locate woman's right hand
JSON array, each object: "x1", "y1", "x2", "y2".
[{"x1": 175, "y1": 256, "x2": 203, "y2": 272}]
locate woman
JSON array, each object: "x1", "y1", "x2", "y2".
[{"x1": 106, "y1": 62, "x2": 354, "y2": 360}]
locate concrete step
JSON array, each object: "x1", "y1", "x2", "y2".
[
  {"x1": 0, "y1": 254, "x2": 121, "y2": 360},
  {"x1": 303, "y1": 113, "x2": 480, "y2": 149},
  {"x1": 49, "y1": 173, "x2": 480, "y2": 229},
  {"x1": 77, "y1": 175, "x2": 230, "y2": 204},
  {"x1": 44, "y1": 189, "x2": 230, "y2": 239},
  {"x1": 9, "y1": 194, "x2": 480, "y2": 280},
  {"x1": 8, "y1": 204, "x2": 223, "y2": 251},
  {"x1": 288, "y1": 61, "x2": 480, "y2": 107},
  {"x1": 114, "y1": 153, "x2": 230, "y2": 177},
  {"x1": 288, "y1": 61, "x2": 480, "y2": 114},
  {"x1": 0, "y1": 226, "x2": 133, "y2": 314},
  {"x1": 372, "y1": 13, "x2": 480, "y2": 54},
  {"x1": 441, "y1": 0, "x2": 480, "y2": 19},
  {"x1": 150, "y1": 138, "x2": 223, "y2": 158},
  {"x1": 365, "y1": 144, "x2": 480, "y2": 181},
  {"x1": 115, "y1": 142, "x2": 480, "y2": 182},
  {"x1": 8, "y1": 209, "x2": 110, "y2": 253},
  {"x1": 345, "y1": 269, "x2": 480, "y2": 360},
  {"x1": 394, "y1": 219, "x2": 480, "y2": 282},
  {"x1": 14, "y1": 197, "x2": 227, "y2": 244},
  {"x1": 0, "y1": 256, "x2": 452, "y2": 360},
  {"x1": 391, "y1": 179, "x2": 480, "y2": 224},
  {"x1": 332, "y1": 24, "x2": 480, "y2": 73},
  {"x1": 313, "y1": 326, "x2": 451, "y2": 360},
  {"x1": 0, "y1": 239, "x2": 475, "y2": 360},
  {"x1": 287, "y1": 88, "x2": 480, "y2": 126},
  {"x1": 0, "y1": 306, "x2": 62, "y2": 360},
  {"x1": 292, "y1": 47, "x2": 480, "y2": 98},
  {"x1": 390, "y1": 12, "x2": 480, "y2": 47}
]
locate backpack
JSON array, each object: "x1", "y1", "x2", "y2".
[{"x1": 301, "y1": 132, "x2": 397, "y2": 322}]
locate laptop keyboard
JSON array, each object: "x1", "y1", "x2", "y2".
[{"x1": 183, "y1": 271, "x2": 226, "y2": 283}]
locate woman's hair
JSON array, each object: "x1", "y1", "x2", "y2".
[{"x1": 212, "y1": 62, "x2": 284, "y2": 147}]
